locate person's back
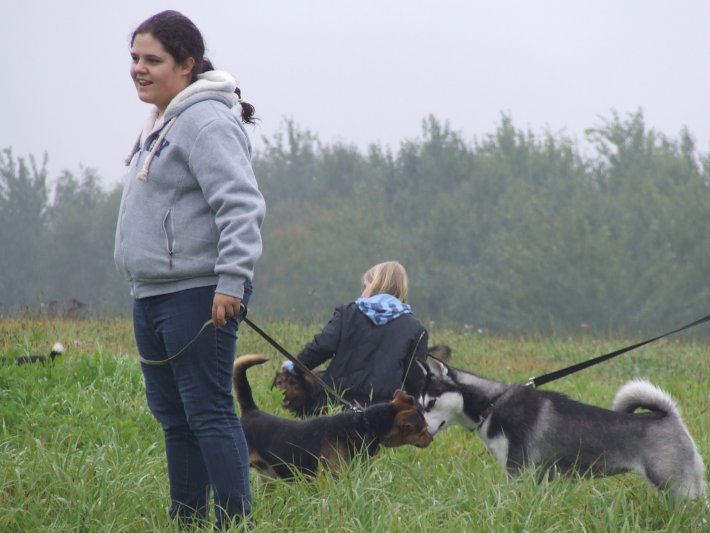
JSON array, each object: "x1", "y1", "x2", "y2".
[{"x1": 296, "y1": 261, "x2": 429, "y2": 412}]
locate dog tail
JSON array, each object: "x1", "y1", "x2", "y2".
[
  {"x1": 611, "y1": 378, "x2": 680, "y2": 417},
  {"x1": 51, "y1": 342, "x2": 65, "y2": 355},
  {"x1": 50, "y1": 342, "x2": 65, "y2": 360},
  {"x1": 613, "y1": 378, "x2": 706, "y2": 500},
  {"x1": 233, "y1": 354, "x2": 268, "y2": 414}
]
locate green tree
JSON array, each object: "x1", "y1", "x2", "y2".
[
  {"x1": 0, "y1": 149, "x2": 48, "y2": 310},
  {"x1": 41, "y1": 170, "x2": 129, "y2": 315}
]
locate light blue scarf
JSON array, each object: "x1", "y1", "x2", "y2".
[{"x1": 355, "y1": 293, "x2": 412, "y2": 326}]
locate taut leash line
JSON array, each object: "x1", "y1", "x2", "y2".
[
  {"x1": 527, "y1": 312, "x2": 710, "y2": 388},
  {"x1": 135, "y1": 307, "x2": 359, "y2": 413},
  {"x1": 400, "y1": 329, "x2": 426, "y2": 390},
  {"x1": 241, "y1": 315, "x2": 360, "y2": 411}
]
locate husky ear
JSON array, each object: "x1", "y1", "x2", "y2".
[
  {"x1": 415, "y1": 359, "x2": 430, "y2": 377},
  {"x1": 425, "y1": 355, "x2": 448, "y2": 378}
]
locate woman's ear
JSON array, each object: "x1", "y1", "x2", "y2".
[{"x1": 179, "y1": 57, "x2": 196, "y2": 78}]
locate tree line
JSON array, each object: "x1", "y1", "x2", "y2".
[{"x1": 2, "y1": 110, "x2": 709, "y2": 335}]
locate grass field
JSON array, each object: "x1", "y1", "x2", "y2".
[{"x1": 1, "y1": 317, "x2": 708, "y2": 532}]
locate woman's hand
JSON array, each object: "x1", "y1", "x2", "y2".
[{"x1": 212, "y1": 292, "x2": 243, "y2": 328}]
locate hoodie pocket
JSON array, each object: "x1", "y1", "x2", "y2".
[{"x1": 163, "y1": 209, "x2": 175, "y2": 269}]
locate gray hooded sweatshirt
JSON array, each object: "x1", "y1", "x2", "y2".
[{"x1": 114, "y1": 71, "x2": 265, "y2": 300}]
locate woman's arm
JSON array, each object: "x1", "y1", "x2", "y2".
[
  {"x1": 189, "y1": 114, "x2": 265, "y2": 300},
  {"x1": 297, "y1": 307, "x2": 344, "y2": 370}
]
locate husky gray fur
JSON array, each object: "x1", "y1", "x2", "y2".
[{"x1": 418, "y1": 357, "x2": 706, "y2": 500}]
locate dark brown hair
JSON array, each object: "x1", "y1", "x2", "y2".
[{"x1": 131, "y1": 10, "x2": 255, "y2": 124}]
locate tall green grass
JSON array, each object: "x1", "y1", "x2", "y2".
[{"x1": 1, "y1": 318, "x2": 708, "y2": 531}]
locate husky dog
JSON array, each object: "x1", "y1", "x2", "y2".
[{"x1": 418, "y1": 357, "x2": 706, "y2": 499}]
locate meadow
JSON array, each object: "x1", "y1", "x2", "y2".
[{"x1": 1, "y1": 317, "x2": 708, "y2": 532}]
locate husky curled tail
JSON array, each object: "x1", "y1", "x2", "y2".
[{"x1": 612, "y1": 379, "x2": 706, "y2": 499}]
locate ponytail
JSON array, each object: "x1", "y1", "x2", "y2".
[
  {"x1": 201, "y1": 57, "x2": 256, "y2": 125},
  {"x1": 234, "y1": 87, "x2": 256, "y2": 125}
]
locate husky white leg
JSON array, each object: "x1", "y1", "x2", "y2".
[{"x1": 478, "y1": 418, "x2": 509, "y2": 468}]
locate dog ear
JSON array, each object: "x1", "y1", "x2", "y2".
[
  {"x1": 393, "y1": 389, "x2": 415, "y2": 407},
  {"x1": 424, "y1": 356, "x2": 448, "y2": 378},
  {"x1": 415, "y1": 359, "x2": 430, "y2": 377},
  {"x1": 398, "y1": 411, "x2": 419, "y2": 430},
  {"x1": 427, "y1": 344, "x2": 452, "y2": 363},
  {"x1": 302, "y1": 372, "x2": 319, "y2": 395}
]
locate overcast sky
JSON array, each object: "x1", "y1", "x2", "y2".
[{"x1": 2, "y1": 1, "x2": 709, "y2": 190}]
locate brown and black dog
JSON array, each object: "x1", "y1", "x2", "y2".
[
  {"x1": 271, "y1": 364, "x2": 325, "y2": 417},
  {"x1": 272, "y1": 344, "x2": 453, "y2": 418},
  {"x1": 234, "y1": 354, "x2": 433, "y2": 479}
]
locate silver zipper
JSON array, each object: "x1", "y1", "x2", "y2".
[{"x1": 163, "y1": 209, "x2": 174, "y2": 269}]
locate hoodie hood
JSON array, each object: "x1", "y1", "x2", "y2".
[
  {"x1": 144, "y1": 70, "x2": 239, "y2": 139},
  {"x1": 163, "y1": 70, "x2": 239, "y2": 120},
  {"x1": 130, "y1": 70, "x2": 241, "y2": 181},
  {"x1": 355, "y1": 294, "x2": 412, "y2": 326}
]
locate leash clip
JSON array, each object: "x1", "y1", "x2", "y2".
[
  {"x1": 350, "y1": 400, "x2": 366, "y2": 413},
  {"x1": 526, "y1": 377, "x2": 536, "y2": 388}
]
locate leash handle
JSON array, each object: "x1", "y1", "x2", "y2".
[
  {"x1": 241, "y1": 314, "x2": 360, "y2": 411},
  {"x1": 528, "y1": 312, "x2": 710, "y2": 388}
]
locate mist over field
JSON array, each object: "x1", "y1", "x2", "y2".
[
  {"x1": 3, "y1": 1, "x2": 710, "y2": 335},
  {"x1": 2, "y1": 111, "x2": 709, "y2": 337}
]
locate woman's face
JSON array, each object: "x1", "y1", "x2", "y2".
[{"x1": 130, "y1": 33, "x2": 194, "y2": 116}]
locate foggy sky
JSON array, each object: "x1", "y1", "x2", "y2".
[{"x1": 2, "y1": 1, "x2": 709, "y2": 190}]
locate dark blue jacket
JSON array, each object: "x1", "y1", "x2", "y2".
[{"x1": 297, "y1": 302, "x2": 428, "y2": 410}]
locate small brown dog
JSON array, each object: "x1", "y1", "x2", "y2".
[
  {"x1": 271, "y1": 364, "x2": 325, "y2": 417},
  {"x1": 272, "y1": 344, "x2": 453, "y2": 417},
  {"x1": 234, "y1": 354, "x2": 433, "y2": 479}
]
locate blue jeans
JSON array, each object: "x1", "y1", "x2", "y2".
[{"x1": 133, "y1": 284, "x2": 252, "y2": 526}]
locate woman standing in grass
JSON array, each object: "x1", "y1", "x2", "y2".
[{"x1": 113, "y1": 10, "x2": 265, "y2": 528}]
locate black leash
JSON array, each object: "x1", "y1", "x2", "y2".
[
  {"x1": 136, "y1": 305, "x2": 356, "y2": 413},
  {"x1": 527, "y1": 312, "x2": 710, "y2": 388},
  {"x1": 241, "y1": 314, "x2": 361, "y2": 411},
  {"x1": 138, "y1": 307, "x2": 361, "y2": 411},
  {"x1": 400, "y1": 329, "x2": 427, "y2": 390}
]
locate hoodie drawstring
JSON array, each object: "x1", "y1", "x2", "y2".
[{"x1": 136, "y1": 116, "x2": 178, "y2": 182}]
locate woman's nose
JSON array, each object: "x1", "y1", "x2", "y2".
[{"x1": 132, "y1": 59, "x2": 148, "y2": 74}]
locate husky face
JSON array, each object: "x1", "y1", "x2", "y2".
[
  {"x1": 417, "y1": 358, "x2": 480, "y2": 435},
  {"x1": 421, "y1": 390, "x2": 467, "y2": 435}
]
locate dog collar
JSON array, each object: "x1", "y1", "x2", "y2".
[
  {"x1": 357, "y1": 411, "x2": 381, "y2": 452},
  {"x1": 478, "y1": 392, "x2": 505, "y2": 427},
  {"x1": 477, "y1": 404, "x2": 493, "y2": 427}
]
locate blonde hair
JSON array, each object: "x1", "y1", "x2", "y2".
[{"x1": 361, "y1": 261, "x2": 409, "y2": 302}]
